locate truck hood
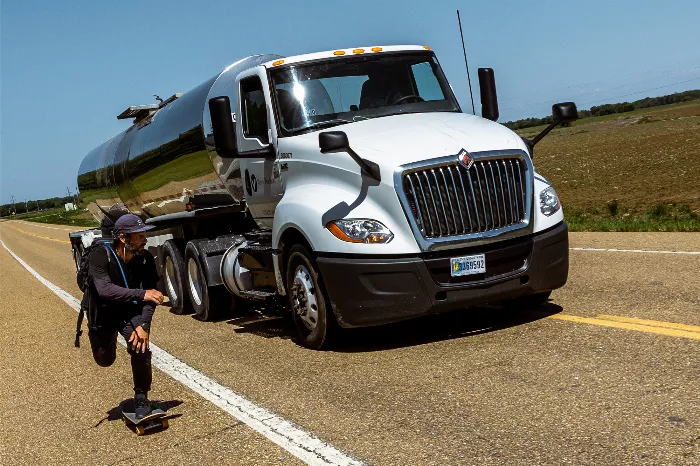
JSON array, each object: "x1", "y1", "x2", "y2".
[{"x1": 315, "y1": 112, "x2": 526, "y2": 166}]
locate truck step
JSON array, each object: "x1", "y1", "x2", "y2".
[
  {"x1": 239, "y1": 290, "x2": 277, "y2": 301},
  {"x1": 238, "y1": 244, "x2": 277, "y2": 254}
]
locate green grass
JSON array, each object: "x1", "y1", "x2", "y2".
[
  {"x1": 565, "y1": 204, "x2": 700, "y2": 232},
  {"x1": 21, "y1": 207, "x2": 99, "y2": 227},
  {"x1": 516, "y1": 100, "x2": 700, "y2": 138}
]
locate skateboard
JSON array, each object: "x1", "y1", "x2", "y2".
[{"x1": 121, "y1": 408, "x2": 168, "y2": 435}]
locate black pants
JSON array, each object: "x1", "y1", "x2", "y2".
[{"x1": 88, "y1": 320, "x2": 152, "y2": 395}]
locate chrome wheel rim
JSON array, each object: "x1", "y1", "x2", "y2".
[
  {"x1": 291, "y1": 265, "x2": 318, "y2": 330},
  {"x1": 165, "y1": 256, "x2": 178, "y2": 302},
  {"x1": 187, "y1": 258, "x2": 203, "y2": 307}
]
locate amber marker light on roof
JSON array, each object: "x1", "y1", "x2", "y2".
[
  {"x1": 423, "y1": 45, "x2": 431, "y2": 50},
  {"x1": 353, "y1": 48, "x2": 365, "y2": 54},
  {"x1": 272, "y1": 59, "x2": 285, "y2": 66},
  {"x1": 333, "y1": 50, "x2": 346, "y2": 56},
  {"x1": 371, "y1": 47, "x2": 383, "y2": 52}
]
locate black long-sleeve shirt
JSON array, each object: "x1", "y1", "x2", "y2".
[{"x1": 88, "y1": 244, "x2": 159, "y2": 330}]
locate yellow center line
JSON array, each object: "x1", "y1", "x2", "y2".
[
  {"x1": 2, "y1": 225, "x2": 71, "y2": 244},
  {"x1": 547, "y1": 314, "x2": 700, "y2": 341},
  {"x1": 596, "y1": 314, "x2": 700, "y2": 333}
]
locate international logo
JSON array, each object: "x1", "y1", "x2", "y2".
[{"x1": 458, "y1": 149, "x2": 473, "y2": 169}]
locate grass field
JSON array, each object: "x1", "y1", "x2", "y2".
[
  {"x1": 521, "y1": 101, "x2": 700, "y2": 231},
  {"x1": 16, "y1": 207, "x2": 99, "y2": 227}
]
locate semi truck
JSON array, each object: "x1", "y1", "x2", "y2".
[{"x1": 70, "y1": 45, "x2": 576, "y2": 349}]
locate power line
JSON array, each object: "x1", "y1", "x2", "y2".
[
  {"x1": 499, "y1": 56, "x2": 700, "y2": 103},
  {"x1": 501, "y1": 66, "x2": 700, "y2": 112},
  {"x1": 580, "y1": 76, "x2": 700, "y2": 106}
]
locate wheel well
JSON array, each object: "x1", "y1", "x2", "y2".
[{"x1": 278, "y1": 227, "x2": 313, "y2": 283}]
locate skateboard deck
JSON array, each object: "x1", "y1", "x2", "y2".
[{"x1": 121, "y1": 408, "x2": 168, "y2": 435}]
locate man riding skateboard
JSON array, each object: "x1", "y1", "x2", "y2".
[{"x1": 87, "y1": 214, "x2": 164, "y2": 419}]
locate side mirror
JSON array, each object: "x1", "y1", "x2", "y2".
[
  {"x1": 523, "y1": 101, "x2": 579, "y2": 155},
  {"x1": 478, "y1": 68, "x2": 499, "y2": 122},
  {"x1": 319, "y1": 131, "x2": 350, "y2": 154},
  {"x1": 209, "y1": 96, "x2": 237, "y2": 158},
  {"x1": 319, "y1": 131, "x2": 381, "y2": 181},
  {"x1": 552, "y1": 102, "x2": 578, "y2": 124}
]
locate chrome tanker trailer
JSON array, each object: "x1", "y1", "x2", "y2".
[{"x1": 70, "y1": 45, "x2": 576, "y2": 349}]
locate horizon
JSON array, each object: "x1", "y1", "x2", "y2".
[{"x1": 2, "y1": 0, "x2": 699, "y2": 204}]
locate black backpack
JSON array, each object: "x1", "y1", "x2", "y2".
[{"x1": 74, "y1": 241, "x2": 109, "y2": 347}]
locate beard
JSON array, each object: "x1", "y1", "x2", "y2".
[{"x1": 125, "y1": 242, "x2": 145, "y2": 255}]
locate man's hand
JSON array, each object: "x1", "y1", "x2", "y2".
[
  {"x1": 143, "y1": 289, "x2": 164, "y2": 305},
  {"x1": 129, "y1": 325, "x2": 150, "y2": 353}
]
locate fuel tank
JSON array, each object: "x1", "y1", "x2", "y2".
[{"x1": 77, "y1": 54, "x2": 280, "y2": 221}]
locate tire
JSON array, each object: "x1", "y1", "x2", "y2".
[
  {"x1": 161, "y1": 240, "x2": 193, "y2": 315},
  {"x1": 286, "y1": 244, "x2": 338, "y2": 350},
  {"x1": 503, "y1": 291, "x2": 552, "y2": 310},
  {"x1": 184, "y1": 241, "x2": 229, "y2": 321}
]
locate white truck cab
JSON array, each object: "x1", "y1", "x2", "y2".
[{"x1": 73, "y1": 45, "x2": 576, "y2": 349}]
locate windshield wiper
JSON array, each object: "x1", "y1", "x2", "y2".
[{"x1": 302, "y1": 119, "x2": 352, "y2": 131}]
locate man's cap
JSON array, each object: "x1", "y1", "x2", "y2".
[{"x1": 113, "y1": 213, "x2": 154, "y2": 235}]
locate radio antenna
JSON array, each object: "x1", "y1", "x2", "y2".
[{"x1": 457, "y1": 10, "x2": 475, "y2": 114}]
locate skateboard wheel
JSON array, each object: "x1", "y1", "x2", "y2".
[
  {"x1": 135, "y1": 425, "x2": 145, "y2": 436},
  {"x1": 161, "y1": 419, "x2": 169, "y2": 429}
]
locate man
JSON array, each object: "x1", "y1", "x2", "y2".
[{"x1": 87, "y1": 214, "x2": 164, "y2": 418}]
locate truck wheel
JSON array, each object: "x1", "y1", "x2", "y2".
[
  {"x1": 286, "y1": 244, "x2": 337, "y2": 350},
  {"x1": 162, "y1": 240, "x2": 192, "y2": 315},
  {"x1": 503, "y1": 291, "x2": 552, "y2": 310},
  {"x1": 184, "y1": 241, "x2": 227, "y2": 321}
]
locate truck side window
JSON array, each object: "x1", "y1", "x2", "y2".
[
  {"x1": 410, "y1": 61, "x2": 444, "y2": 101},
  {"x1": 241, "y1": 77, "x2": 269, "y2": 144}
]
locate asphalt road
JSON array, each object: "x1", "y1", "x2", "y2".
[{"x1": 0, "y1": 220, "x2": 698, "y2": 465}]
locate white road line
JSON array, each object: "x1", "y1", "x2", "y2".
[
  {"x1": 0, "y1": 239, "x2": 362, "y2": 466},
  {"x1": 570, "y1": 247, "x2": 700, "y2": 255}
]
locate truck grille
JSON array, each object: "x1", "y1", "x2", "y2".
[{"x1": 402, "y1": 157, "x2": 529, "y2": 239}]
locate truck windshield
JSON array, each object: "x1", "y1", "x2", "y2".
[{"x1": 269, "y1": 52, "x2": 460, "y2": 137}]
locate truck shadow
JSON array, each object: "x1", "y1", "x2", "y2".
[{"x1": 227, "y1": 301, "x2": 563, "y2": 351}]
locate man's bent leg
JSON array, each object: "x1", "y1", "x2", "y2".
[
  {"x1": 120, "y1": 322, "x2": 152, "y2": 395},
  {"x1": 88, "y1": 329, "x2": 118, "y2": 367}
]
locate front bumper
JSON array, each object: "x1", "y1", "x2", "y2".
[{"x1": 316, "y1": 222, "x2": 569, "y2": 328}]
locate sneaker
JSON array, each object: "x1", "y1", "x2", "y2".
[{"x1": 134, "y1": 393, "x2": 152, "y2": 419}]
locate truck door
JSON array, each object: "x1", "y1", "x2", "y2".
[{"x1": 236, "y1": 67, "x2": 283, "y2": 228}]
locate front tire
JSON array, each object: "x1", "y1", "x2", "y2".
[{"x1": 286, "y1": 244, "x2": 337, "y2": 350}]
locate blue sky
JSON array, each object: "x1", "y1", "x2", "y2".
[{"x1": 2, "y1": 0, "x2": 699, "y2": 204}]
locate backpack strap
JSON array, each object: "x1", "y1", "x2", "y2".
[{"x1": 104, "y1": 243, "x2": 138, "y2": 305}]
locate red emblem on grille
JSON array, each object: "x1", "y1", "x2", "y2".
[{"x1": 459, "y1": 150, "x2": 473, "y2": 169}]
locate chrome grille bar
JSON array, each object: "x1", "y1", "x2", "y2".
[{"x1": 402, "y1": 154, "x2": 530, "y2": 240}]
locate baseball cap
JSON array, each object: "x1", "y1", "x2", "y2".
[{"x1": 113, "y1": 214, "x2": 155, "y2": 235}]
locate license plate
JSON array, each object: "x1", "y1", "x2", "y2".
[{"x1": 450, "y1": 254, "x2": 486, "y2": 277}]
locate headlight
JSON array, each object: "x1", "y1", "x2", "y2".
[
  {"x1": 327, "y1": 219, "x2": 394, "y2": 244},
  {"x1": 539, "y1": 186, "x2": 561, "y2": 216}
]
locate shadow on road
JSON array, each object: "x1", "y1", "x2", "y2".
[
  {"x1": 92, "y1": 399, "x2": 184, "y2": 428},
  {"x1": 224, "y1": 298, "x2": 563, "y2": 352}
]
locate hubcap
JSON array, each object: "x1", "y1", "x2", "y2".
[
  {"x1": 165, "y1": 256, "x2": 178, "y2": 301},
  {"x1": 291, "y1": 265, "x2": 318, "y2": 330},
  {"x1": 187, "y1": 258, "x2": 203, "y2": 306}
]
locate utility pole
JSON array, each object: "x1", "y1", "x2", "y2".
[
  {"x1": 10, "y1": 195, "x2": 16, "y2": 215},
  {"x1": 25, "y1": 198, "x2": 28, "y2": 214}
]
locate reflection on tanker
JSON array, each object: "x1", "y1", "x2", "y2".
[{"x1": 78, "y1": 76, "x2": 237, "y2": 221}]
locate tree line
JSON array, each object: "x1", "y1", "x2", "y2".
[
  {"x1": 0, "y1": 195, "x2": 75, "y2": 217},
  {"x1": 504, "y1": 89, "x2": 700, "y2": 130}
]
